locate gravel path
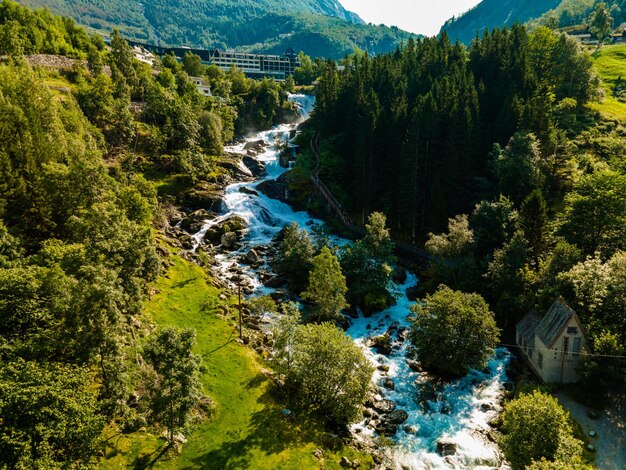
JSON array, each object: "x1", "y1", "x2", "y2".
[{"x1": 556, "y1": 392, "x2": 626, "y2": 470}]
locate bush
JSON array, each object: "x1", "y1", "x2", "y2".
[
  {"x1": 273, "y1": 322, "x2": 373, "y2": 425},
  {"x1": 501, "y1": 390, "x2": 585, "y2": 469},
  {"x1": 410, "y1": 285, "x2": 500, "y2": 376}
]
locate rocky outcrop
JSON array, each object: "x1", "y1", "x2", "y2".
[
  {"x1": 257, "y1": 172, "x2": 289, "y2": 203},
  {"x1": 180, "y1": 209, "x2": 216, "y2": 233},
  {"x1": 242, "y1": 156, "x2": 266, "y2": 177},
  {"x1": 182, "y1": 186, "x2": 224, "y2": 212}
]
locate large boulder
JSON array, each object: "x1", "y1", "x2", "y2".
[
  {"x1": 257, "y1": 172, "x2": 289, "y2": 203},
  {"x1": 436, "y1": 439, "x2": 457, "y2": 457},
  {"x1": 239, "y1": 186, "x2": 259, "y2": 197},
  {"x1": 242, "y1": 156, "x2": 266, "y2": 177},
  {"x1": 406, "y1": 284, "x2": 421, "y2": 301},
  {"x1": 180, "y1": 209, "x2": 216, "y2": 233},
  {"x1": 386, "y1": 409, "x2": 409, "y2": 425},
  {"x1": 372, "y1": 399, "x2": 396, "y2": 414},
  {"x1": 221, "y1": 232, "x2": 238, "y2": 249},
  {"x1": 244, "y1": 139, "x2": 268, "y2": 152},
  {"x1": 376, "y1": 422, "x2": 398, "y2": 436},
  {"x1": 242, "y1": 249, "x2": 260, "y2": 265},
  {"x1": 182, "y1": 187, "x2": 224, "y2": 212}
]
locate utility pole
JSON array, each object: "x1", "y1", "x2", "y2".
[{"x1": 238, "y1": 280, "x2": 243, "y2": 340}]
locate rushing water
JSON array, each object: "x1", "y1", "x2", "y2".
[{"x1": 193, "y1": 94, "x2": 511, "y2": 469}]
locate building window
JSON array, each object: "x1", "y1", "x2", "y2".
[
  {"x1": 538, "y1": 352, "x2": 544, "y2": 369},
  {"x1": 573, "y1": 337, "x2": 581, "y2": 356},
  {"x1": 563, "y1": 336, "x2": 569, "y2": 355},
  {"x1": 567, "y1": 326, "x2": 578, "y2": 334}
]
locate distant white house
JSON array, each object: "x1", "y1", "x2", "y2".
[
  {"x1": 516, "y1": 299, "x2": 588, "y2": 384},
  {"x1": 189, "y1": 76, "x2": 212, "y2": 97}
]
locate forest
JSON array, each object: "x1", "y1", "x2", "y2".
[
  {"x1": 1, "y1": 0, "x2": 625, "y2": 468},
  {"x1": 299, "y1": 24, "x2": 626, "y2": 405}
]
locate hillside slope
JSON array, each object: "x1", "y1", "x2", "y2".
[
  {"x1": 16, "y1": 0, "x2": 414, "y2": 58},
  {"x1": 440, "y1": 0, "x2": 561, "y2": 44},
  {"x1": 441, "y1": 0, "x2": 626, "y2": 44}
]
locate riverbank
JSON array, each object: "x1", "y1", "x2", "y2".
[{"x1": 100, "y1": 255, "x2": 373, "y2": 468}]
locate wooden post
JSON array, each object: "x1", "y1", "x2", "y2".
[{"x1": 238, "y1": 282, "x2": 242, "y2": 340}]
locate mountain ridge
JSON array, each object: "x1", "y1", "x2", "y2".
[{"x1": 16, "y1": 0, "x2": 414, "y2": 58}]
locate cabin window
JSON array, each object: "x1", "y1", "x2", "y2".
[
  {"x1": 538, "y1": 353, "x2": 544, "y2": 369},
  {"x1": 573, "y1": 337, "x2": 581, "y2": 356},
  {"x1": 563, "y1": 336, "x2": 569, "y2": 355},
  {"x1": 567, "y1": 326, "x2": 578, "y2": 334}
]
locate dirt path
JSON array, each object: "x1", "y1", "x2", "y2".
[{"x1": 556, "y1": 392, "x2": 626, "y2": 470}]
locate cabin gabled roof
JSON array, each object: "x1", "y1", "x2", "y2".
[
  {"x1": 535, "y1": 299, "x2": 577, "y2": 348},
  {"x1": 517, "y1": 311, "x2": 541, "y2": 347}
]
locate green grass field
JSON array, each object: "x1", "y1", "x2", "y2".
[
  {"x1": 100, "y1": 256, "x2": 372, "y2": 469},
  {"x1": 590, "y1": 44, "x2": 626, "y2": 122}
]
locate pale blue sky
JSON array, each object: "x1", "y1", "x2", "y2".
[{"x1": 339, "y1": 0, "x2": 481, "y2": 36}]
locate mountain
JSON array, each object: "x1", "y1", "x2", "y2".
[
  {"x1": 441, "y1": 0, "x2": 626, "y2": 44},
  {"x1": 440, "y1": 0, "x2": 561, "y2": 44},
  {"x1": 15, "y1": 0, "x2": 415, "y2": 58}
]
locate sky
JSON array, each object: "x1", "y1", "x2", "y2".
[{"x1": 338, "y1": 0, "x2": 482, "y2": 36}]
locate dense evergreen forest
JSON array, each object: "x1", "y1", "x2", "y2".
[{"x1": 301, "y1": 25, "x2": 626, "y2": 401}]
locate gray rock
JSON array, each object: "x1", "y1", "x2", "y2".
[
  {"x1": 386, "y1": 409, "x2": 409, "y2": 424},
  {"x1": 243, "y1": 249, "x2": 260, "y2": 265},
  {"x1": 239, "y1": 186, "x2": 259, "y2": 196},
  {"x1": 382, "y1": 377, "x2": 395, "y2": 390},
  {"x1": 242, "y1": 156, "x2": 266, "y2": 177},
  {"x1": 372, "y1": 399, "x2": 396, "y2": 414},
  {"x1": 376, "y1": 421, "x2": 398, "y2": 436},
  {"x1": 221, "y1": 232, "x2": 238, "y2": 249},
  {"x1": 436, "y1": 439, "x2": 457, "y2": 457}
]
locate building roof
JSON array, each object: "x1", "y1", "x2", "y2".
[
  {"x1": 517, "y1": 311, "x2": 541, "y2": 347},
  {"x1": 536, "y1": 299, "x2": 577, "y2": 348}
]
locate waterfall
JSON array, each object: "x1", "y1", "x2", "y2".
[{"x1": 191, "y1": 92, "x2": 511, "y2": 469}]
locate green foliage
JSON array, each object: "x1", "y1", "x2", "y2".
[
  {"x1": 301, "y1": 246, "x2": 348, "y2": 322},
  {"x1": 500, "y1": 390, "x2": 585, "y2": 469},
  {"x1": 491, "y1": 132, "x2": 544, "y2": 206},
  {"x1": 0, "y1": 360, "x2": 104, "y2": 468},
  {"x1": 520, "y1": 189, "x2": 549, "y2": 261},
  {"x1": 144, "y1": 327, "x2": 202, "y2": 443},
  {"x1": 425, "y1": 215, "x2": 477, "y2": 290},
  {"x1": 275, "y1": 222, "x2": 314, "y2": 292},
  {"x1": 410, "y1": 286, "x2": 500, "y2": 376},
  {"x1": 559, "y1": 169, "x2": 626, "y2": 256},
  {"x1": 589, "y1": 2, "x2": 614, "y2": 42},
  {"x1": 273, "y1": 322, "x2": 373, "y2": 425},
  {"x1": 341, "y1": 212, "x2": 395, "y2": 313},
  {"x1": 0, "y1": 0, "x2": 92, "y2": 57},
  {"x1": 311, "y1": 28, "x2": 599, "y2": 241},
  {"x1": 580, "y1": 329, "x2": 625, "y2": 398}
]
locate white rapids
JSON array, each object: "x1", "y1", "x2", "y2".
[{"x1": 192, "y1": 93, "x2": 511, "y2": 469}]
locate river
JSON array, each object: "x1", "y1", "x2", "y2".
[{"x1": 192, "y1": 94, "x2": 511, "y2": 469}]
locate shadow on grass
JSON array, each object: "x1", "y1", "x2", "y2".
[
  {"x1": 172, "y1": 277, "x2": 198, "y2": 289},
  {"x1": 132, "y1": 442, "x2": 171, "y2": 469},
  {"x1": 184, "y1": 375, "x2": 321, "y2": 470}
]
